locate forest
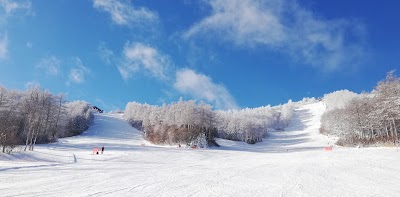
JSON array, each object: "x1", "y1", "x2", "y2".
[
  {"x1": 124, "y1": 98, "x2": 307, "y2": 146},
  {"x1": 320, "y1": 71, "x2": 400, "y2": 146},
  {"x1": 2, "y1": 71, "x2": 397, "y2": 152},
  {"x1": 0, "y1": 86, "x2": 93, "y2": 153}
]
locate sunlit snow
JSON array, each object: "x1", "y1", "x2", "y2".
[{"x1": 1, "y1": 102, "x2": 400, "y2": 196}]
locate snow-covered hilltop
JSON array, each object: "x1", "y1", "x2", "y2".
[{"x1": 1, "y1": 102, "x2": 400, "y2": 196}]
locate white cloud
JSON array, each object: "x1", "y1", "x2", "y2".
[
  {"x1": 0, "y1": 0, "x2": 32, "y2": 18},
  {"x1": 0, "y1": 0, "x2": 18, "y2": 14},
  {"x1": 185, "y1": 0, "x2": 285, "y2": 46},
  {"x1": 118, "y1": 42, "x2": 171, "y2": 80},
  {"x1": 93, "y1": 0, "x2": 158, "y2": 26},
  {"x1": 0, "y1": 1, "x2": 32, "y2": 59},
  {"x1": 174, "y1": 69, "x2": 237, "y2": 110},
  {"x1": 36, "y1": 56, "x2": 61, "y2": 76},
  {"x1": 26, "y1": 41, "x2": 32, "y2": 48},
  {"x1": 184, "y1": 0, "x2": 366, "y2": 71},
  {"x1": 68, "y1": 57, "x2": 90, "y2": 84},
  {"x1": 0, "y1": 32, "x2": 7, "y2": 59}
]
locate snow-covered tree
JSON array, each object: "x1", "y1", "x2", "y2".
[
  {"x1": 63, "y1": 101, "x2": 94, "y2": 137},
  {"x1": 323, "y1": 89, "x2": 359, "y2": 111},
  {"x1": 0, "y1": 86, "x2": 93, "y2": 153},
  {"x1": 124, "y1": 100, "x2": 217, "y2": 146},
  {"x1": 320, "y1": 70, "x2": 400, "y2": 146},
  {"x1": 215, "y1": 100, "x2": 295, "y2": 144}
]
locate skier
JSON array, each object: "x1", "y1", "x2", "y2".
[
  {"x1": 93, "y1": 147, "x2": 98, "y2": 154},
  {"x1": 101, "y1": 146, "x2": 104, "y2": 154}
]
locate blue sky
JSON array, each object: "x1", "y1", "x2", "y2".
[{"x1": 0, "y1": 0, "x2": 399, "y2": 111}]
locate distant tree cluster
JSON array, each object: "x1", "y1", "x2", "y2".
[
  {"x1": 216, "y1": 101, "x2": 294, "y2": 144},
  {"x1": 0, "y1": 86, "x2": 93, "y2": 153},
  {"x1": 125, "y1": 99, "x2": 216, "y2": 147},
  {"x1": 63, "y1": 101, "x2": 94, "y2": 137},
  {"x1": 125, "y1": 98, "x2": 297, "y2": 146},
  {"x1": 321, "y1": 71, "x2": 400, "y2": 146}
]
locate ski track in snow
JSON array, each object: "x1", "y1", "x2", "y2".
[{"x1": 1, "y1": 102, "x2": 400, "y2": 196}]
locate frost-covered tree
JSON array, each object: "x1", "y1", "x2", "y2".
[
  {"x1": 0, "y1": 86, "x2": 93, "y2": 153},
  {"x1": 275, "y1": 100, "x2": 295, "y2": 129},
  {"x1": 323, "y1": 90, "x2": 359, "y2": 110},
  {"x1": 125, "y1": 98, "x2": 299, "y2": 145},
  {"x1": 320, "y1": 70, "x2": 400, "y2": 146},
  {"x1": 124, "y1": 99, "x2": 217, "y2": 147},
  {"x1": 0, "y1": 88, "x2": 22, "y2": 153},
  {"x1": 63, "y1": 101, "x2": 94, "y2": 137},
  {"x1": 216, "y1": 100, "x2": 295, "y2": 144},
  {"x1": 376, "y1": 70, "x2": 400, "y2": 136}
]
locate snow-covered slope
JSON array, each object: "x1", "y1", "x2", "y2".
[
  {"x1": 217, "y1": 102, "x2": 333, "y2": 152},
  {"x1": 1, "y1": 102, "x2": 400, "y2": 196},
  {"x1": 266, "y1": 102, "x2": 335, "y2": 150}
]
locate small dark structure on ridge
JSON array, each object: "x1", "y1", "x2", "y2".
[{"x1": 92, "y1": 106, "x2": 104, "y2": 113}]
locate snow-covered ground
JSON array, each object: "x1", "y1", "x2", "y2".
[{"x1": 1, "y1": 102, "x2": 400, "y2": 196}]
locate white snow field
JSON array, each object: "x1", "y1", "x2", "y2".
[{"x1": 1, "y1": 102, "x2": 400, "y2": 197}]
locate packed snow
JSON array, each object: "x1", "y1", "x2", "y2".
[{"x1": 1, "y1": 102, "x2": 400, "y2": 196}]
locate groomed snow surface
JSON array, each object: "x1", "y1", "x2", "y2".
[{"x1": 1, "y1": 102, "x2": 400, "y2": 197}]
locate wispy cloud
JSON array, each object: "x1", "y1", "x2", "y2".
[
  {"x1": 0, "y1": 0, "x2": 32, "y2": 19},
  {"x1": 118, "y1": 42, "x2": 171, "y2": 81},
  {"x1": 95, "y1": 98, "x2": 107, "y2": 108},
  {"x1": 113, "y1": 42, "x2": 237, "y2": 109},
  {"x1": 0, "y1": 32, "x2": 7, "y2": 59},
  {"x1": 36, "y1": 56, "x2": 61, "y2": 76},
  {"x1": 97, "y1": 43, "x2": 114, "y2": 64},
  {"x1": 184, "y1": 0, "x2": 366, "y2": 71},
  {"x1": 95, "y1": 98, "x2": 120, "y2": 112},
  {"x1": 0, "y1": 0, "x2": 32, "y2": 59},
  {"x1": 93, "y1": 0, "x2": 158, "y2": 27},
  {"x1": 68, "y1": 57, "x2": 90, "y2": 84},
  {"x1": 174, "y1": 69, "x2": 238, "y2": 110},
  {"x1": 24, "y1": 80, "x2": 40, "y2": 89}
]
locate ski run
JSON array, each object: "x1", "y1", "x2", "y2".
[{"x1": 1, "y1": 102, "x2": 400, "y2": 197}]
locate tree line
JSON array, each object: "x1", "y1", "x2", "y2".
[
  {"x1": 125, "y1": 99, "x2": 216, "y2": 147},
  {"x1": 124, "y1": 98, "x2": 300, "y2": 146},
  {"x1": 321, "y1": 71, "x2": 400, "y2": 146},
  {"x1": 216, "y1": 100, "x2": 295, "y2": 144},
  {"x1": 0, "y1": 86, "x2": 93, "y2": 153}
]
